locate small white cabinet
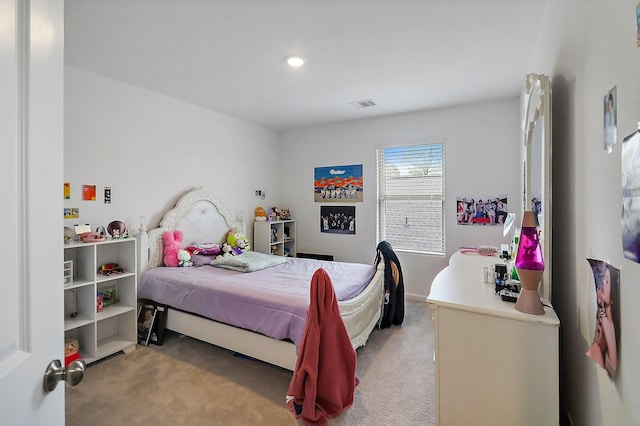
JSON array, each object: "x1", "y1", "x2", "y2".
[
  {"x1": 254, "y1": 220, "x2": 296, "y2": 256},
  {"x1": 426, "y1": 251, "x2": 559, "y2": 426},
  {"x1": 63, "y1": 238, "x2": 137, "y2": 364}
]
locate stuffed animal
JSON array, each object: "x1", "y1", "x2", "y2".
[
  {"x1": 177, "y1": 249, "x2": 193, "y2": 267},
  {"x1": 164, "y1": 230, "x2": 188, "y2": 267},
  {"x1": 255, "y1": 206, "x2": 267, "y2": 222},
  {"x1": 269, "y1": 207, "x2": 280, "y2": 221},
  {"x1": 227, "y1": 228, "x2": 250, "y2": 253},
  {"x1": 216, "y1": 242, "x2": 234, "y2": 258}
]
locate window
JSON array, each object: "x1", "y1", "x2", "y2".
[{"x1": 376, "y1": 141, "x2": 445, "y2": 254}]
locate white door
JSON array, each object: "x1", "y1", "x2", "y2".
[{"x1": 0, "y1": 0, "x2": 66, "y2": 423}]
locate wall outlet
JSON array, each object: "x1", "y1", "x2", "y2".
[{"x1": 255, "y1": 189, "x2": 265, "y2": 199}]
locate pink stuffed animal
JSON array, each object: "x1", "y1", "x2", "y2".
[{"x1": 164, "y1": 230, "x2": 186, "y2": 267}]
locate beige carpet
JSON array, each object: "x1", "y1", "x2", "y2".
[{"x1": 66, "y1": 299, "x2": 435, "y2": 425}]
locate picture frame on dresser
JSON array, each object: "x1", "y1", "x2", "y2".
[
  {"x1": 137, "y1": 303, "x2": 157, "y2": 346},
  {"x1": 137, "y1": 299, "x2": 167, "y2": 346}
]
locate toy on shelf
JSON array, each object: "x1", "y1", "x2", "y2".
[
  {"x1": 269, "y1": 207, "x2": 280, "y2": 221},
  {"x1": 64, "y1": 227, "x2": 74, "y2": 244},
  {"x1": 255, "y1": 206, "x2": 267, "y2": 222},
  {"x1": 80, "y1": 231, "x2": 105, "y2": 243},
  {"x1": 107, "y1": 220, "x2": 127, "y2": 239},
  {"x1": 98, "y1": 286, "x2": 118, "y2": 306},
  {"x1": 98, "y1": 263, "x2": 124, "y2": 275},
  {"x1": 64, "y1": 337, "x2": 81, "y2": 367}
]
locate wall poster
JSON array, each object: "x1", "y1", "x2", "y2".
[
  {"x1": 456, "y1": 195, "x2": 508, "y2": 226},
  {"x1": 320, "y1": 205, "x2": 356, "y2": 234},
  {"x1": 314, "y1": 164, "x2": 363, "y2": 202},
  {"x1": 604, "y1": 86, "x2": 618, "y2": 153},
  {"x1": 622, "y1": 129, "x2": 640, "y2": 263},
  {"x1": 64, "y1": 208, "x2": 79, "y2": 219},
  {"x1": 585, "y1": 259, "x2": 620, "y2": 379},
  {"x1": 636, "y1": 1, "x2": 640, "y2": 48},
  {"x1": 82, "y1": 184, "x2": 96, "y2": 201}
]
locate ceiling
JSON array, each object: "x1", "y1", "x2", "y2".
[{"x1": 64, "y1": 0, "x2": 551, "y2": 132}]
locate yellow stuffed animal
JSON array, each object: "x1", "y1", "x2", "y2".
[{"x1": 227, "y1": 228, "x2": 250, "y2": 253}]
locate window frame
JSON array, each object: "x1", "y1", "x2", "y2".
[{"x1": 376, "y1": 140, "x2": 446, "y2": 255}]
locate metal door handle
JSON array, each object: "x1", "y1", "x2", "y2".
[{"x1": 43, "y1": 359, "x2": 86, "y2": 393}]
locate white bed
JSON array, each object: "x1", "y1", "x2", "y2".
[{"x1": 137, "y1": 187, "x2": 385, "y2": 370}]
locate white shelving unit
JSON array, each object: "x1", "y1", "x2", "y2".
[
  {"x1": 253, "y1": 220, "x2": 296, "y2": 256},
  {"x1": 63, "y1": 238, "x2": 137, "y2": 364}
]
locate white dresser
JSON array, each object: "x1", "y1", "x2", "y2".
[{"x1": 426, "y1": 250, "x2": 559, "y2": 426}]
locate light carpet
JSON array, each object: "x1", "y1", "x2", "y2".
[{"x1": 66, "y1": 299, "x2": 435, "y2": 425}]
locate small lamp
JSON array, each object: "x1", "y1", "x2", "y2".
[{"x1": 514, "y1": 210, "x2": 545, "y2": 315}]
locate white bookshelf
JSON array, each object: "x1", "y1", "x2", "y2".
[
  {"x1": 253, "y1": 220, "x2": 296, "y2": 256},
  {"x1": 63, "y1": 238, "x2": 137, "y2": 364}
]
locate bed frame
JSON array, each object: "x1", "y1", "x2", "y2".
[{"x1": 137, "y1": 187, "x2": 385, "y2": 370}]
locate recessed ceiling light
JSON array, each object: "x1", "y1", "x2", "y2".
[{"x1": 285, "y1": 55, "x2": 306, "y2": 67}]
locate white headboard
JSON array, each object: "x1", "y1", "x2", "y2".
[{"x1": 138, "y1": 187, "x2": 243, "y2": 273}]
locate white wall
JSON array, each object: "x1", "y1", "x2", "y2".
[
  {"x1": 280, "y1": 97, "x2": 521, "y2": 297},
  {"x1": 64, "y1": 66, "x2": 281, "y2": 238},
  {"x1": 532, "y1": 1, "x2": 640, "y2": 425}
]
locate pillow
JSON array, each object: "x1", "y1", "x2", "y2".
[
  {"x1": 210, "y1": 251, "x2": 287, "y2": 273},
  {"x1": 190, "y1": 253, "x2": 218, "y2": 267},
  {"x1": 187, "y1": 243, "x2": 220, "y2": 256}
]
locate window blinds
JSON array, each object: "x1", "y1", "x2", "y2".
[{"x1": 376, "y1": 142, "x2": 445, "y2": 254}]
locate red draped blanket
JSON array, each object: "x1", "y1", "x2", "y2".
[{"x1": 286, "y1": 268, "x2": 359, "y2": 425}]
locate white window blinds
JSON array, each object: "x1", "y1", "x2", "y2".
[{"x1": 376, "y1": 142, "x2": 445, "y2": 254}]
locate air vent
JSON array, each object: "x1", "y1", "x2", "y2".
[{"x1": 350, "y1": 99, "x2": 377, "y2": 108}]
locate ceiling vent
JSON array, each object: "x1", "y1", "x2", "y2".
[{"x1": 350, "y1": 99, "x2": 377, "y2": 108}]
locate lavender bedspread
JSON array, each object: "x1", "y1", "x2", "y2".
[{"x1": 138, "y1": 257, "x2": 376, "y2": 347}]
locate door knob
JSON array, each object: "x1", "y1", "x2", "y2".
[{"x1": 43, "y1": 359, "x2": 86, "y2": 393}]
